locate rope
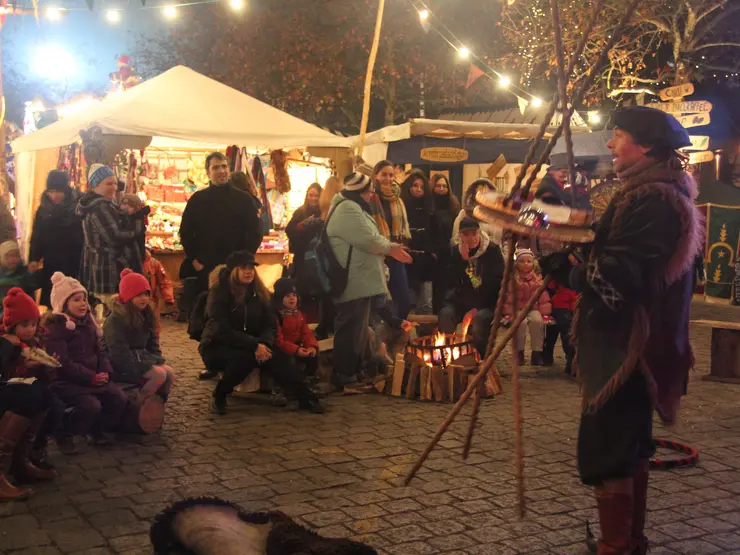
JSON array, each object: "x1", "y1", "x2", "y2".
[{"x1": 651, "y1": 438, "x2": 699, "y2": 470}]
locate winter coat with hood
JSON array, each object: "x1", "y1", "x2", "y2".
[
  {"x1": 29, "y1": 189, "x2": 84, "y2": 306},
  {"x1": 446, "y1": 230, "x2": 505, "y2": 312},
  {"x1": 77, "y1": 190, "x2": 145, "y2": 295},
  {"x1": 503, "y1": 270, "x2": 552, "y2": 317},
  {"x1": 569, "y1": 158, "x2": 702, "y2": 425},
  {"x1": 43, "y1": 311, "x2": 114, "y2": 397},
  {"x1": 103, "y1": 299, "x2": 165, "y2": 385},
  {"x1": 326, "y1": 192, "x2": 391, "y2": 304},
  {"x1": 199, "y1": 267, "x2": 276, "y2": 356}
]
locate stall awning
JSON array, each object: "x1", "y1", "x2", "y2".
[{"x1": 12, "y1": 66, "x2": 351, "y2": 153}]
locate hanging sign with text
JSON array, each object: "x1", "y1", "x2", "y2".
[
  {"x1": 681, "y1": 136, "x2": 710, "y2": 151},
  {"x1": 658, "y1": 83, "x2": 695, "y2": 101},
  {"x1": 420, "y1": 147, "x2": 469, "y2": 163},
  {"x1": 677, "y1": 113, "x2": 711, "y2": 128},
  {"x1": 689, "y1": 151, "x2": 715, "y2": 165},
  {"x1": 647, "y1": 100, "x2": 712, "y2": 114}
]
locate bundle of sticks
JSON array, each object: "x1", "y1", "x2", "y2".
[{"x1": 401, "y1": 0, "x2": 641, "y2": 520}]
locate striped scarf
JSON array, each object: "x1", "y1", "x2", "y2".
[{"x1": 372, "y1": 183, "x2": 411, "y2": 241}]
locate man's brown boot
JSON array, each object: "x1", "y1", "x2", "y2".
[
  {"x1": 631, "y1": 460, "x2": 650, "y2": 554},
  {"x1": 595, "y1": 478, "x2": 634, "y2": 554},
  {"x1": 0, "y1": 412, "x2": 34, "y2": 501},
  {"x1": 12, "y1": 412, "x2": 57, "y2": 482}
]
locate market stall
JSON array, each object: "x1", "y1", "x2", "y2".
[{"x1": 11, "y1": 66, "x2": 350, "y2": 286}]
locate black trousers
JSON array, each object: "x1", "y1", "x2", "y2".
[
  {"x1": 0, "y1": 380, "x2": 53, "y2": 419},
  {"x1": 578, "y1": 371, "x2": 654, "y2": 486},
  {"x1": 203, "y1": 346, "x2": 312, "y2": 401},
  {"x1": 544, "y1": 308, "x2": 573, "y2": 361}
]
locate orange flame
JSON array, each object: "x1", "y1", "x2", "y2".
[{"x1": 461, "y1": 309, "x2": 477, "y2": 338}]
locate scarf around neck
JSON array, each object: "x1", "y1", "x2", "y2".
[{"x1": 371, "y1": 183, "x2": 410, "y2": 241}]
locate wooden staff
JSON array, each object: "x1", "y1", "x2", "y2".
[
  {"x1": 356, "y1": 0, "x2": 386, "y2": 156},
  {"x1": 462, "y1": 235, "x2": 517, "y2": 460},
  {"x1": 549, "y1": 0, "x2": 576, "y2": 205},
  {"x1": 509, "y1": 272, "x2": 525, "y2": 518},
  {"x1": 404, "y1": 275, "x2": 552, "y2": 486}
]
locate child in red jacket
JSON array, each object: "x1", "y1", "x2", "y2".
[
  {"x1": 273, "y1": 278, "x2": 319, "y2": 382},
  {"x1": 543, "y1": 279, "x2": 577, "y2": 374}
]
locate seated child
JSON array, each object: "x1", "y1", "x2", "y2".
[
  {"x1": 142, "y1": 249, "x2": 175, "y2": 338},
  {"x1": 0, "y1": 240, "x2": 42, "y2": 300},
  {"x1": 503, "y1": 249, "x2": 552, "y2": 366},
  {"x1": 104, "y1": 269, "x2": 174, "y2": 404},
  {"x1": 44, "y1": 272, "x2": 128, "y2": 447},
  {"x1": 0, "y1": 288, "x2": 59, "y2": 488},
  {"x1": 273, "y1": 278, "x2": 319, "y2": 383}
]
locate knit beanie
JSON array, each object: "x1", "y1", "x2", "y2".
[
  {"x1": 3, "y1": 287, "x2": 40, "y2": 329},
  {"x1": 273, "y1": 277, "x2": 298, "y2": 304},
  {"x1": 343, "y1": 172, "x2": 371, "y2": 192},
  {"x1": 88, "y1": 164, "x2": 116, "y2": 190},
  {"x1": 515, "y1": 248, "x2": 535, "y2": 262},
  {"x1": 46, "y1": 170, "x2": 70, "y2": 192},
  {"x1": 50, "y1": 272, "x2": 87, "y2": 315},
  {"x1": 0, "y1": 240, "x2": 19, "y2": 263},
  {"x1": 459, "y1": 217, "x2": 480, "y2": 232},
  {"x1": 118, "y1": 269, "x2": 151, "y2": 303}
]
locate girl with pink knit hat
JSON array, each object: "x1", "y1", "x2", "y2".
[
  {"x1": 103, "y1": 269, "x2": 174, "y2": 403},
  {"x1": 43, "y1": 272, "x2": 128, "y2": 448}
]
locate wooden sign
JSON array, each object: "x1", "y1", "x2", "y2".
[
  {"x1": 678, "y1": 113, "x2": 711, "y2": 129},
  {"x1": 689, "y1": 151, "x2": 714, "y2": 165},
  {"x1": 420, "y1": 147, "x2": 469, "y2": 163},
  {"x1": 659, "y1": 83, "x2": 695, "y2": 101},
  {"x1": 647, "y1": 100, "x2": 712, "y2": 114},
  {"x1": 681, "y1": 135, "x2": 710, "y2": 151}
]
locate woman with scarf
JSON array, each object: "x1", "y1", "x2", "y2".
[
  {"x1": 286, "y1": 183, "x2": 323, "y2": 281},
  {"x1": 400, "y1": 171, "x2": 435, "y2": 314},
  {"x1": 370, "y1": 160, "x2": 412, "y2": 319},
  {"x1": 28, "y1": 171, "x2": 84, "y2": 308},
  {"x1": 430, "y1": 174, "x2": 460, "y2": 312}
]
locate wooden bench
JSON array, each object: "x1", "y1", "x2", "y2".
[{"x1": 693, "y1": 320, "x2": 740, "y2": 383}]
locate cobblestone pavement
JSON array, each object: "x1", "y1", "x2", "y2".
[{"x1": 1, "y1": 302, "x2": 740, "y2": 554}]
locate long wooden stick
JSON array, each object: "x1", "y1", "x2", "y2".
[
  {"x1": 550, "y1": 0, "x2": 576, "y2": 206},
  {"x1": 509, "y1": 273, "x2": 525, "y2": 519},
  {"x1": 404, "y1": 276, "x2": 552, "y2": 485},
  {"x1": 356, "y1": 0, "x2": 386, "y2": 156},
  {"x1": 462, "y1": 235, "x2": 517, "y2": 460}
]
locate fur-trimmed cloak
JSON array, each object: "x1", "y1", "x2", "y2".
[{"x1": 571, "y1": 158, "x2": 702, "y2": 424}]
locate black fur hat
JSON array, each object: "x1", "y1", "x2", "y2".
[
  {"x1": 226, "y1": 250, "x2": 259, "y2": 270},
  {"x1": 273, "y1": 277, "x2": 298, "y2": 304}
]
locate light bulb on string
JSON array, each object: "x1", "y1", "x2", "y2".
[
  {"x1": 105, "y1": 9, "x2": 121, "y2": 23},
  {"x1": 46, "y1": 6, "x2": 62, "y2": 20},
  {"x1": 498, "y1": 75, "x2": 512, "y2": 88},
  {"x1": 531, "y1": 97, "x2": 543, "y2": 108},
  {"x1": 419, "y1": 8, "x2": 429, "y2": 21},
  {"x1": 230, "y1": 0, "x2": 245, "y2": 11},
  {"x1": 458, "y1": 46, "x2": 470, "y2": 59},
  {"x1": 163, "y1": 4, "x2": 178, "y2": 19},
  {"x1": 588, "y1": 111, "x2": 601, "y2": 125}
]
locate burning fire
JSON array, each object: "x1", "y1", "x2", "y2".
[{"x1": 429, "y1": 332, "x2": 461, "y2": 365}]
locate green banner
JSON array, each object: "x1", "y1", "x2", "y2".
[{"x1": 705, "y1": 205, "x2": 740, "y2": 299}]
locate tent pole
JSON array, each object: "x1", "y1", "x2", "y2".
[{"x1": 357, "y1": 0, "x2": 386, "y2": 158}]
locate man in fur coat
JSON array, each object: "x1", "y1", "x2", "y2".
[{"x1": 546, "y1": 106, "x2": 701, "y2": 554}]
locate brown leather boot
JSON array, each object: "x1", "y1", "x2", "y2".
[
  {"x1": 631, "y1": 460, "x2": 650, "y2": 554},
  {"x1": 0, "y1": 412, "x2": 34, "y2": 501},
  {"x1": 595, "y1": 478, "x2": 634, "y2": 554},
  {"x1": 12, "y1": 412, "x2": 57, "y2": 482}
]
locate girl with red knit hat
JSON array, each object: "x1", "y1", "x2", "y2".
[
  {"x1": 103, "y1": 269, "x2": 174, "y2": 403},
  {"x1": 44, "y1": 273, "x2": 128, "y2": 448},
  {"x1": 0, "y1": 288, "x2": 58, "y2": 500}
]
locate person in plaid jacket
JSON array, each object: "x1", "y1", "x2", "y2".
[{"x1": 76, "y1": 165, "x2": 146, "y2": 313}]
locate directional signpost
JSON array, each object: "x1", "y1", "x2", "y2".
[
  {"x1": 689, "y1": 151, "x2": 714, "y2": 165},
  {"x1": 682, "y1": 135, "x2": 710, "y2": 151},
  {"x1": 677, "y1": 113, "x2": 711, "y2": 128},
  {"x1": 659, "y1": 83, "x2": 695, "y2": 101},
  {"x1": 647, "y1": 100, "x2": 713, "y2": 114},
  {"x1": 652, "y1": 84, "x2": 713, "y2": 164}
]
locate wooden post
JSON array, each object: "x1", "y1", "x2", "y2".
[{"x1": 356, "y1": 0, "x2": 386, "y2": 156}]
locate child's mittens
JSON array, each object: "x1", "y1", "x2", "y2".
[{"x1": 543, "y1": 315, "x2": 555, "y2": 325}]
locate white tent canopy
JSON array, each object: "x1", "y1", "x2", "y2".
[{"x1": 12, "y1": 65, "x2": 350, "y2": 153}]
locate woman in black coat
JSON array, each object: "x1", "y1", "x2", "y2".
[
  {"x1": 199, "y1": 250, "x2": 322, "y2": 415},
  {"x1": 285, "y1": 183, "x2": 323, "y2": 281},
  {"x1": 28, "y1": 171, "x2": 84, "y2": 307},
  {"x1": 400, "y1": 171, "x2": 435, "y2": 314},
  {"x1": 429, "y1": 174, "x2": 460, "y2": 313}
]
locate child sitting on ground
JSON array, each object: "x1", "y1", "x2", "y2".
[
  {"x1": 0, "y1": 240, "x2": 42, "y2": 300},
  {"x1": 273, "y1": 278, "x2": 319, "y2": 385},
  {"x1": 0, "y1": 288, "x2": 59, "y2": 483},
  {"x1": 142, "y1": 249, "x2": 175, "y2": 338},
  {"x1": 44, "y1": 272, "x2": 128, "y2": 448},
  {"x1": 503, "y1": 249, "x2": 552, "y2": 366},
  {"x1": 104, "y1": 269, "x2": 174, "y2": 403}
]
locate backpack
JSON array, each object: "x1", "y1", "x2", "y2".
[
  {"x1": 301, "y1": 200, "x2": 352, "y2": 297},
  {"x1": 187, "y1": 290, "x2": 209, "y2": 342}
]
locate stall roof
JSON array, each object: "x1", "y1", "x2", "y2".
[
  {"x1": 355, "y1": 115, "x2": 589, "y2": 147},
  {"x1": 12, "y1": 66, "x2": 350, "y2": 153}
]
